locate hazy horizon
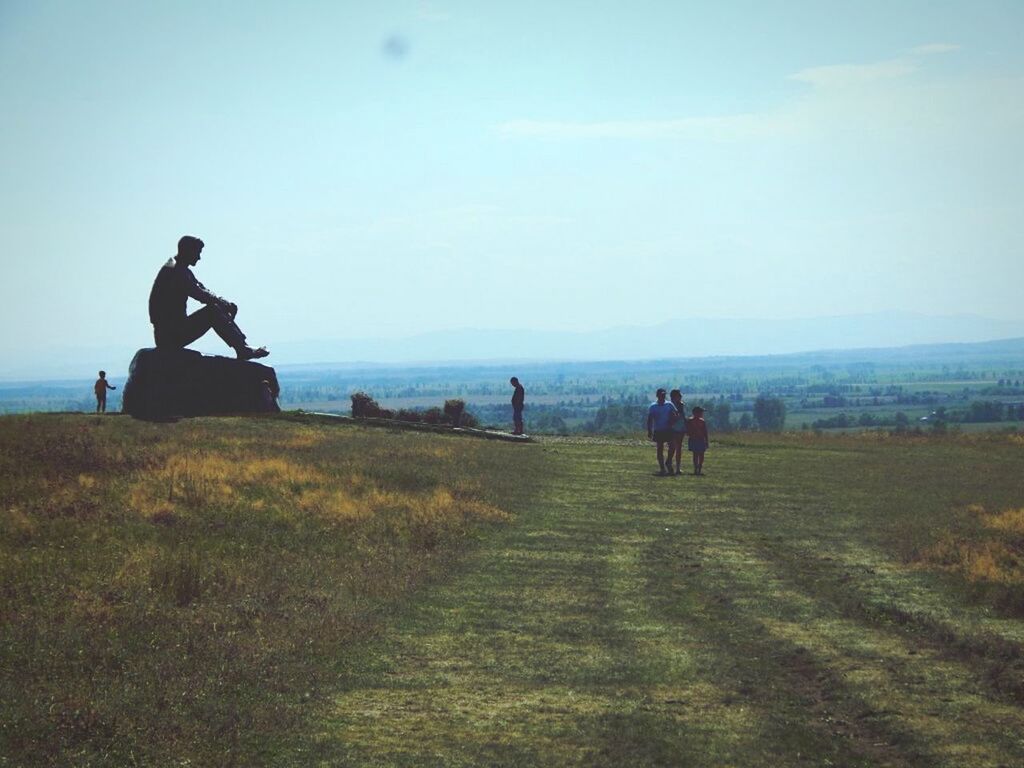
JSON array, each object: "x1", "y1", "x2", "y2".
[
  {"x1": 3, "y1": 310, "x2": 1023, "y2": 381},
  {"x1": 2, "y1": 2, "x2": 1022, "y2": 369}
]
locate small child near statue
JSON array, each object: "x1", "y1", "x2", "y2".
[{"x1": 94, "y1": 370, "x2": 116, "y2": 413}]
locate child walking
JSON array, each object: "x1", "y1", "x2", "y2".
[
  {"x1": 686, "y1": 405, "x2": 709, "y2": 475},
  {"x1": 94, "y1": 370, "x2": 116, "y2": 413}
]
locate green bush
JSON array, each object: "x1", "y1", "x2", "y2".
[
  {"x1": 353, "y1": 394, "x2": 479, "y2": 428},
  {"x1": 351, "y1": 391, "x2": 393, "y2": 419},
  {"x1": 421, "y1": 407, "x2": 444, "y2": 425}
]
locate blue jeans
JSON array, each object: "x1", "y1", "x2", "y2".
[{"x1": 513, "y1": 406, "x2": 524, "y2": 433}]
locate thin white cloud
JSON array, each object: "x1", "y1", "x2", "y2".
[
  {"x1": 788, "y1": 43, "x2": 960, "y2": 89},
  {"x1": 496, "y1": 45, "x2": 971, "y2": 142},
  {"x1": 788, "y1": 59, "x2": 916, "y2": 88},
  {"x1": 910, "y1": 43, "x2": 961, "y2": 56},
  {"x1": 498, "y1": 112, "x2": 794, "y2": 141},
  {"x1": 415, "y1": 0, "x2": 450, "y2": 21}
]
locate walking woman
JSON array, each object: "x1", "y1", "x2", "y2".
[{"x1": 667, "y1": 389, "x2": 687, "y2": 475}]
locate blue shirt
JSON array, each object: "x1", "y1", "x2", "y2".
[{"x1": 647, "y1": 402, "x2": 677, "y2": 432}]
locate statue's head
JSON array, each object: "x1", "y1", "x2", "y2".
[{"x1": 176, "y1": 235, "x2": 204, "y2": 266}]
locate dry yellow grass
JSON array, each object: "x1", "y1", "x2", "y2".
[
  {"x1": 0, "y1": 413, "x2": 541, "y2": 766},
  {"x1": 985, "y1": 507, "x2": 1024, "y2": 535},
  {"x1": 920, "y1": 504, "x2": 1024, "y2": 587}
]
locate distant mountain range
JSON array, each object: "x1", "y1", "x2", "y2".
[
  {"x1": 3, "y1": 312, "x2": 1023, "y2": 381},
  {"x1": 271, "y1": 312, "x2": 1024, "y2": 367}
]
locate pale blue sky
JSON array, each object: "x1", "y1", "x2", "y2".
[{"x1": 1, "y1": 1, "x2": 1022, "y2": 367}]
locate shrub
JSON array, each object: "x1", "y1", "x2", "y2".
[
  {"x1": 350, "y1": 391, "x2": 393, "y2": 419},
  {"x1": 350, "y1": 391, "x2": 377, "y2": 417},
  {"x1": 420, "y1": 407, "x2": 444, "y2": 425},
  {"x1": 444, "y1": 399, "x2": 466, "y2": 427},
  {"x1": 351, "y1": 396, "x2": 480, "y2": 429}
]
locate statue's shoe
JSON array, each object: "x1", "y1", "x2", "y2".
[{"x1": 237, "y1": 346, "x2": 270, "y2": 360}]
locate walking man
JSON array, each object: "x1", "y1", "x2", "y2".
[
  {"x1": 510, "y1": 376, "x2": 525, "y2": 435},
  {"x1": 148, "y1": 236, "x2": 268, "y2": 360},
  {"x1": 646, "y1": 388, "x2": 678, "y2": 475}
]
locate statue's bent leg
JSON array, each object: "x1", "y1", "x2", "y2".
[
  {"x1": 155, "y1": 306, "x2": 267, "y2": 359},
  {"x1": 207, "y1": 306, "x2": 248, "y2": 351},
  {"x1": 156, "y1": 306, "x2": 246, "y2": 352}
]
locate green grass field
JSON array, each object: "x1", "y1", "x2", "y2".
[{"x1": 3, "y1": 415, "x2": 1024, "y2": 766}]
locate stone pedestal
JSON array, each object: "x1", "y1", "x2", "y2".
[{"x1": 122, "y1": 348, "x2": 280, "y2": 420}]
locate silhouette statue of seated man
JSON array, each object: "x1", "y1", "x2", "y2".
[{"x1": 148, "y1": 235, "x2": 269, "y2": 360}]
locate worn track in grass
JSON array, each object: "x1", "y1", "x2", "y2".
[{"x1": 292, "y1": 434, "x2": 1024, "y2": 767}]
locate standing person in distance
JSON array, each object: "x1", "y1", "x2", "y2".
[
  {"x1": 687, "y1": 405, "x2": 710, "y2": 475},
  {"x1": 667, "y1": 389, "x2": 687, "y2": 475},
  {"x1": 94, "y1": 370, "x2": 116, "y2": 413},
  {"x1": 646, "y1": 388, "x2": 678, "y2": 475},
  {"x1": 148, "y1": 235, "x2": 269, "y2": 360},
  {"x1": 510, "y1": 376, "x2": 525, "y2": 435}
]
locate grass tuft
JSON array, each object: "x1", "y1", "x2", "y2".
[
  {"x1": 150, "y1": 547, "x2": 204, "y2": 607},
  {"x1": 917, "y1": 503, "x2": 1024, "y2": 619}
]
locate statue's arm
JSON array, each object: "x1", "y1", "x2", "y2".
[{"x1": 185, "y1": 270, "x2": 230, "y2": 308}]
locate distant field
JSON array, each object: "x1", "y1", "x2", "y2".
[
  {"x1": 889, "y1": 379, "x2": 1000, "y2": 393},
  {"x1": 3, "y1": 415, "x2": 1024, "y2": 765},
  {"x1": 4, "y1": 339, "x2": 1023, "y2": 438},
  {"x1": 783, "y1": 406, "x2": 934, "y2": 430},
  {"x1": 295, "y1": 396, "x2": 1021, "y2": 436},
  {"x1": 944, "y1": 420, "x2": 1024, "y2": 434}
]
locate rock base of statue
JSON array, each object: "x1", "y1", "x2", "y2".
[{"x1": 122, "y1": 348, "x2": 280, "y2": 420}]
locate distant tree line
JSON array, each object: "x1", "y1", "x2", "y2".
[
  {"x1": 811, "y1": 412, "x2": 912, "y2": 430},
  {"x1": 553, "y1": 396, "x2": 788, "y2": 435},
  {"x1": 810, "y1": 401, "x2": 1024, "y2": 432}
]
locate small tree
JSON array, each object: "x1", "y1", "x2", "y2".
[
  {"x1": 893, "y1": 411, "x2": 910, "y2": 434},
  {"x1": 753, "y1": 396, "x2": 786, "y2": 432},
  {"x1": 712, "y1": 401, "x2": 732, "y2": 432},
  {"x1": 967, "y1": 400, "x2": 1004, "y2": 423}
]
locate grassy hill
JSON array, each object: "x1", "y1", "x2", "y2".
[{"x1": 2, "y1": 415, "x2": 1024, "y2": 766}]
